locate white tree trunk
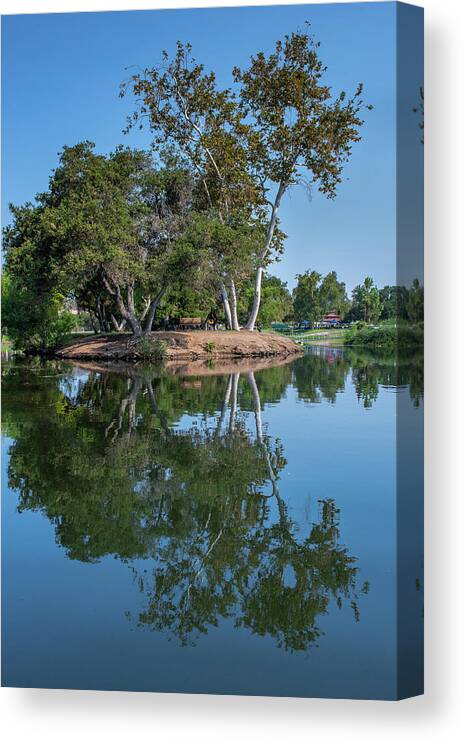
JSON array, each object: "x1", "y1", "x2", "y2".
[
  {"x1": 220, "y1": 282, "x2": 232, "y2": 330},
  {"x1": 245, "y1": 266, "x2": 264, "y2": 332},
  {"x1": 244, "y1": 181, "x2": 286, "y2": 331},
  {"x1": 229, "y1": 278, "x2": 240, "y2": 331},
  {"x1": 229, "y1": 372, "x2": 239, "y2": 433}
]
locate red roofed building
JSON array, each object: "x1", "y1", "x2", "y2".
[{"x1": 321, "y1": 312, "x2": 342, "y2": 326}]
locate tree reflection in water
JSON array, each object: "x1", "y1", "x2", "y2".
[{"x1": 1, "y1": 347, "x2": 424, "y2": 651}]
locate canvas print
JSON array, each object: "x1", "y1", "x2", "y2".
[{"x1": 1, "y1": 2, "x2": 424, "y2": 700}]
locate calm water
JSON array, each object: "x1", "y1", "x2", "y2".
[{"x1": 1, "y1": 347, "x2": 423, "y2": 699}]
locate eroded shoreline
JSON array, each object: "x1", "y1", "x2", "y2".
[{"x1": 55, "y1": 330, "x2": 302, "y2": 363}]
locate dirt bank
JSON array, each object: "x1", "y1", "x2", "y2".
[{"x1": 55, "y1": 330, "x2": 302, "y2": 362}]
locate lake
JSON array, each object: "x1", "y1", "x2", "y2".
[{"x1": 1, "y1": 346, "x2": 423, "y2": 699}]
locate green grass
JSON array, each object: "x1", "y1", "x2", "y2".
[{"x1": 267, "y1": 325, "x2": 348, "y2": 344}]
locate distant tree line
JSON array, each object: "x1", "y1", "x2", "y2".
[{"x1": 291, "y1": 270, "x2": 423, "y2": 325}]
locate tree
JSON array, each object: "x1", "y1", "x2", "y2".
[
  {"x1": 379, "y1": 285, "x2": 409, "y2": 320},
  {"x1": 234, "y1": 28, "x2": 370, "y2": 329},
  {"x1": 318, "y1": 271, "x2": 350, "y2": 317},
  {"x1": 4, "y1": 362, "x2": 367, "y2": 650},
  {"x1": 172, "y1": 210, "x2": 275, "y2": 329},
  {"x1": 48, "y1": 143, "x2": 196, "y2": 337},
  {"x1": 123, "y1": 29, "x2": 370, "y2": 330},
  {"x1": 293, "y1": 270, "x2": 323, "y2": 323},
  {"x1": 238, "y1": 274, "x2": 293, "y2": 326},
  {"x1": 121, "y1": 42, "x2": 263, "y2": 330},
  {"x1": 1, "y1": 271, "x2": 77, "y2": 352},
  {"x1": 3, "y1": 142, "x2": 200, "y2": 344},
  {"x1": 351, "y1": 277, "x2": 382, "y2": 323},
  {"x1": 406, "y1": 278, "x2": 424, "y2": 323}
]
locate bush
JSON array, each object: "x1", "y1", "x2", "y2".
[
  {"x1": 1, "y1": 274, "x2": 78, "y2": 352},
  {"x1": 344, "y1": 320, "x2": 423, "y2": 351},
  {"x1": 132, "y1": 336, "x2": 167, "y2": 361},
  {"x1": 203, "y1": 341, "x2": 216, "y2": 353}
]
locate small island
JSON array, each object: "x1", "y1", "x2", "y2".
[{"x1": 55, "y1": 329, "x2": 302, "y2": 362}]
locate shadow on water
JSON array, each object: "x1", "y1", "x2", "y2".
[{"x1": 1, "y1": 346, "x2": 422, "y2": 652}]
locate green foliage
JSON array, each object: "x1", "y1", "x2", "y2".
[
  {"x1": 3, "y1": 360, "x2": 374, "y2": 649},
  {"x1": 350, "y1": 277, "x2": 382, "y2": 323},
  {"x1": 319, "y1": 271, "x2": 350, "y2": 316},
  {"x1": 233, "y1": 28, "x2": 369, "y2": 196},
  {"x1": 204, "y1": 341, "x2": 216, "y2": 353},
  {"x1": 4, "y1": 350, "x2": 423, "y2": 646},
  {"x1": 344, "y1": 320, "x2": 424, "y2": 351},
  {"x1": 406, "y1": 278, "x2": 424, "y2": 323},
  {"x1": 379, "y1": 285, "x2": 409, "y2": 320},
  {"x1": 3, "y1": 31, "x2": 376, "y2": 341},
  {"x1": 123, "y1": 29, "x2": 370, "y2": 329},
  {"x1": 122, "y1": 41, "x2": 259, "y2": 219},
  {"x1": 293, "y1": 270, "x2": 349, "y2": 322},
  {"x1": 3, "y1": 142, "x2": 201, "y2": 341},
  {"x1": 293, "y1": 270, "x2": 322, "y2": 322},
  {"x1": 1, "y1": 272, "x2": 77, "y2": 351},
  {"x1": 239, "y1": 274, "x2": 293, "y2": 326}
]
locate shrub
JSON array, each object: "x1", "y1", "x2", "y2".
[
  {"x1": 203, "y1": 341, "x2": 216, "y2": 353},
  {"x1": 344, "y1": 320, "x2": 423, "y2": 351},
  {"x1": 1, "y1": 274, "x2": 77, "y2": 352},
  {"x1": 132, "y1": 336, "x2": 167, "y2": 361}
]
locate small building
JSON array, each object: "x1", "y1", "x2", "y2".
[{"x1": 319, "y1": 312, "x2": 342, "y2": 328}]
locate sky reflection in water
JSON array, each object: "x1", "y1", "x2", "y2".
[{"x1": 1, "y1": 346, "x2": 423, "y2": 698}]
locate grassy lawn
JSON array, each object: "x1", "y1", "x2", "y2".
[{"x1": 265, "y1": 326, "x2": 349, "y2": 344}]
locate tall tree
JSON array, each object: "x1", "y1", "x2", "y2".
[
  {"x1": 3, "y1": 142, "x2": 199, "y2": 343},
  {"x1": 292, "y1": 270, "x2": 323, "y2": 323},
  {"x1": 318, "y1": 271, "x2": 350, "y2": 317},
  {"x1": 379, "y1": 285, "x2": 409, "y2": 320},
  {"x1": 351, "y1": 277, "x2": 382, "y2": 323},
  {"x1": 122, "y1": 29, "x2": 370, "y2": 331},
  {"x1": 121, "y1": 42, "x2": 262, "y2": 329},
  {"x1": 4, "y1": 362, "x2": 366, "y2": 650},
  {"x1": 406, "y1": 278, "x2": 424, "y2": 323},
  {"x1": 234, "y1": 28, "x2": 370, "y2": 329}
]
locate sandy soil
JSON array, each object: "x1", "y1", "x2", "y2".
[{"x1": 55, "y1": 330, "x2": 302, "y2": 362}]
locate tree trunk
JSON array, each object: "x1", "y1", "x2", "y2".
[
  {"x1": 229, "y1": 278, "x2": 240, "y2": 331},
  {"x1": 96, "y1": 296, "x2": 106, "y2": 333},
  {"x1": 127, "y1": 283, "x2": 135, "y2": 315},
  {"x1": 139, "y1": 296, "x2": 152, "y2": 322},
  {"x1": 244, "y1": 180, "x2": 286, "y2": 331},
  {"x1": 216, "y1": 375, "x2": 233, "y2": 438},
  {"x1": 110, "y1": 313, "x2": 123, "y2": 332},
  {"x1": 220, "y1": 282, "x2": 232, "y2": 330},
  {"x1": 89, "y1": 312, "x2": 99, "y2": 334},
  {"x1": 244, "y1": 266, "x2": 264, "y2": 332},
  {"x1": 99, "y1": 303, "x2": 112, "y2": 333},
  {"x1": 103, "y1": 275, "x2": 142, "y2": 337},
  {"x1": 142, "y1": 286, "x2": 166, "y2": 335},
  {"x1": 229, "y1": 373, "x2": 239, "y2": 433},
  {"x1": 121, "y1": 309, "x2": 142, "y2": 337},
  {"x1": 247, "y1": 371, "x2": 282, "y2": 507}
]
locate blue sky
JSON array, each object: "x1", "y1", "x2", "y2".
[{"x1": 1, "y1": 2, "x2": 423, "y2": 291}]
